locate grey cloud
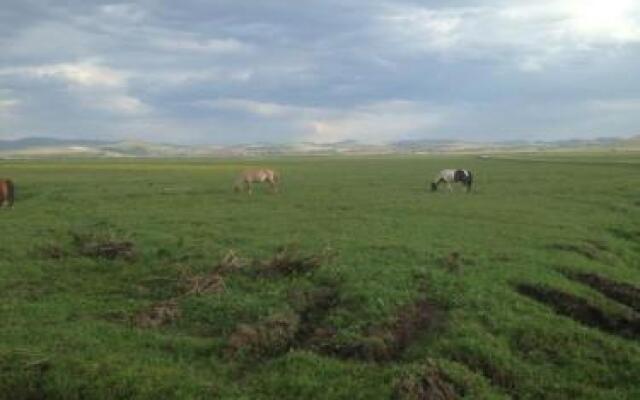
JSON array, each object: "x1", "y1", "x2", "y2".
[{"x1": 1, "y1": 0, "x2": 639, "y2": 143}]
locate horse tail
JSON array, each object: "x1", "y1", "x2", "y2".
[{"x1": 6, "y1": 180, "x2": 14, "y2": 206}]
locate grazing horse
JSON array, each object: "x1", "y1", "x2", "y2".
[
  {"x1": 234, "y1": 169, "x2": 279, "y2": 195},
  {"x1": 0, "y1": 179, "x2": 15, "y2": 208},
  {"x1": 431, "y1": 169, "x2": 473, "y2": 192}
]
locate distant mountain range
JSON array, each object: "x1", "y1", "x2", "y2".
[{"x1": 1, "y1": 136, "x2": 639, "y2": 158}]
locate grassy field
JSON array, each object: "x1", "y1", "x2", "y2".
[{"x1": 1, "y1": 153, "x2": 639, "y2": 399}]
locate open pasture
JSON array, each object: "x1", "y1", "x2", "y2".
[{"x1": 1, "y1": 154, "x2": 639, "y2": 399}]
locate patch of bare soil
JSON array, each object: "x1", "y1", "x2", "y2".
[
  {"x1": 38, "y1": 242, "x2": 68, "y2": 260},
  {"x1": 312, "y1": 298, "x2": 444, "y2": 362},
  {"x1": 441, "y1": 252, "x2": 462, "y2": 273},
  {"x1": 71, "y1": 231, "x2": 136, "y2": 261},
  {"x1": 225, "y1": 312, "x2": 300, "y2": 358},
  {"x1": 254, "y1": 245, "x2": 334, "y2": 276},
  {"x1": 439, "y1": 251, "x2": 476, "y2": 273},
  {"x1": 290, "y1": 285, "x2": 341, "y2": 342},
  {"x1": 450, "y1": 352, "x2": 519, "y2": 398},
  {"x1": 392, "y1": 363, "x2": 460, "y2": 400},
  {"x1": 225, "y1": 284, "x2": 340, "y2": 359},
  {"x1": 516, "y1": 284, "x2": 640, "y2": 340},
  {"x1": 566, "y1": 272, "x2": 640, "y2": 313},
  {"x1": 133, "y1": 300, "x2": 181, "y2": 328}
]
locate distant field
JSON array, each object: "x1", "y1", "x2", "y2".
[{"x1": 1, "y1": 154, "x2": 639, "y2": 399}]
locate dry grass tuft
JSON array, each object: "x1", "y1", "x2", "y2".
[
  {"x1": 226, "y1": 311, "x2": 300, "y2": 358},
  {"x1": 442, "y1": 252, "x2": 461, "y2": 272},
  {"x1": 392, "y1": 362, "x2": 459, "y2": 400},
  {"x1": 313, "y1": 297, "x2": 443, "y2": 362},
  {"x1": 133, "y1": 300, "x2": 181, "y2": 328},
  {"x1": 255, "y1": 245, "x2": 334, "y2": 276},
  {"x1": 215, "y1": 249, "x2": 246, "y2": 273},
  {"x1": 38, "y1": 242, "x2": 68, "y2": 260},
  {"x1": 178, "y1": 269, "x2": 226, "y2": 296}
]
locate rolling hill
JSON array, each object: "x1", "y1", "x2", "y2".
[{"x1": 1, "y1": 135, "x2": 639, "y2": 158}]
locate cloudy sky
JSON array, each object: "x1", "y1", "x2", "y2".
[{"x1": 1, "y1": 0, "x2": 640, "y2": 144}]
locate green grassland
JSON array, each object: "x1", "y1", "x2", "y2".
[{"x1": 1, "y1": 153, "x2": 639, "y2": 399}]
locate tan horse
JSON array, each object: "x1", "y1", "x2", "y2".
[
  {"x1": 234, "y1": 169, "x2": 279, "y2": 195},
  {"x1": 0, "y1": 179, "x2": 15, "y2": 208}
]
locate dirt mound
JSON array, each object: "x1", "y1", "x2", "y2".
[
  {"x1": 215, "y1": 249, "x2": 246, "y2": 273},
  {"x1": 314, "y1": 298, "x2": 443, "y2": 362},
  {"x1": 392, "y1": 364, "x2": 459, "y2": 400},
  {"x1": 441, "y1": 252, "x2": 461, "y2": 272},
  {"x1": 71, "y1": 231, "x2": 136, "y2": 261},
  {"x1": 226, "y1": 284, "x2": 340, "y2": 359},
  {"x1": 38, "y1": 242, "x2": 68, "y2": 260},
  {"x1": 226, "y1": 311, "x2": 300, "y2": 358},
  {"x1": 133, "y1": 300, "x2": 181, "y2": 328},
  {"x1": 178, "y1": 268, "x2": 225, "y2": 296},
  {"x1": 254, "y1": 245, "x2": 333, "y2": 276},
  {"x1": 289, "y1": 285, "x2": 341, "y2": 342}
]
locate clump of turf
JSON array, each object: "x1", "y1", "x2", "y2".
[
  {"x1": 178, "y1": 268, "x2": 225, "y2": 296},
  {"x1": 225, "y1": 284, "x2": 341, "y2": 359},
  {"x1": 37, "y1": 242, "x2": 68, "y2": 260},
  {"x1": 313, "y1": 297, "x2": 444, "y2": 362},
  {"x1": 226, "y1": 311, "x2": 300, "y2": 358},
  {"x1": 254, "y1": 245, "x2": 334, "y2": 276},
  {"x1": 214, "y1": 249, "x2": 246, "y2": 273},
  {"x1": 442, "y1": 252, "x2": 461, "y2": 271},
  {"x1": 133, "y1": 300, "x2": 181, "y2": 328},
  {"x1": 392, "y1": 363, "x2": 459, "y2": 400},
  {"x1": 289, "y1": 284, "x2": 341, "y2": 342},
  {"x1": 71, "y1": 230, "x2": 136, "y2": 261}
]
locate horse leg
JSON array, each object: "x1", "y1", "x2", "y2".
[
  {"x1": 269, "y1": 179, "x2": 278, "y2": 193},
  {"x1": 246, "y1": 181, "x2": 252, "y2": 195}
]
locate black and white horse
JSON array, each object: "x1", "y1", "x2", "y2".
[{"x1": 430, "y1": 169, "x2": 473, "y2": 192}]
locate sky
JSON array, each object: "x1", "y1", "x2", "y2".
[{"x1": 1, "y1": 0, "x2": 640, "y2": 145}]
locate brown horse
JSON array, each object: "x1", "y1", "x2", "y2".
[
  {"x1": 233, "y1": 169, "x2": 279, "y2": 195},
  {"x1": 0, "y1": 179, "x2": 15, "y2": 208}
]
